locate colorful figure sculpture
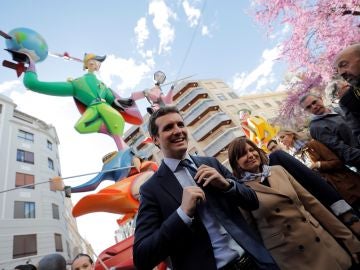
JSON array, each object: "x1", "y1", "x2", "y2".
[
  {"x1": 131, "y1": 71, "x2": 174, "y2": 114},
  {"x1": 70, "y1": 148, "x2": 141, "y2": 193},
  {"x1": 239, "y1": 109, "x2": 279, "y2": 152},
  {"x1": 71, "y1": 148, "x2": 158, "y2": 220},
  {"x1": 1, "y1": 27, "x2": 48, "y2": 76},
  {"x1": 21, "y1": 52, "x2": 142, "y2": 150}
]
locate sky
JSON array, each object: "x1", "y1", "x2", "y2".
[{"x1": 0, "y1": 0, "x2": 287, "y2": 255}]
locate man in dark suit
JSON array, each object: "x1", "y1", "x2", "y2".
[
  {"x1": 133, "y1": 106, "x2": 278, "y2": 270},
  {"x1": 334, "y1": 43, "x2": 360, "y2": 141}
]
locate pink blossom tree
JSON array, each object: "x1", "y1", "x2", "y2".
[{"x1": 252, "y1": 0, "x2": 360, "y2": 121}]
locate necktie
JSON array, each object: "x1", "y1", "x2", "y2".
[{"x1": 179, "y1": 159, "x2": 198, "y2": 180}]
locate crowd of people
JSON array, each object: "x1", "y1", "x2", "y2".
[
  {"x1": 13, "y1": 43, "x2": 360, "y2": 270},
  {"x1": 14, "y1": 252, "x2": 94, "y2": 270},
  {"x1": 133, "y1": 43, "x2": 360, "y2": 270}
]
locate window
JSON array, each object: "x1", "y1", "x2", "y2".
[
  {"x1": 251, "y1": 104, "x2": 260, "y2": 109},
  {"x1": 0, "y1": 104, "x2": 2, "y2": 113},
  {"x1": 264, "y1": 102, "x2": 272, "y2": 108},
  {"x1": 13, "y1": 234, "x2": 37, "y2": 258},
  {"x1": 216, "y1": 94, "x2": 227, "y2": 101},
  {"x1": 16, "y1": 149, "x2": 34, "y2": 164},
  {"x1": 238, "y1": 103, "x2": 249, "y2": 109},
  {"x1": 275, "y1": 100, "x2": 282, "y2": 105},
  {"x1": 15, "y1": 172, "x2": 35, "y2": 189},
  {"x1": 204, "y1": 82, "x2": 216, "y2": 89},
  {"x1": 47, "y1": 140, "x2": 53, "y2": 150},
  {"x1": 228, "y1": 92, "x2": 239, "y2": 99},
  {"x1": 18, "y1": 130, "x2": 34, "y2": 142},
  {"x1": 55, "y1": 234, "x2": 63, "y2": 252},
  {"x1": 227, "y1": 105, "x2": 237, "y2": 112},
  {"x1": 48, "y1": 158, "x2": 54, "y2": 170},
  {"x1": 14, "y1": 201, "x2": 35, "y2": 218},
  {"x1": 66, "y1": 240, "x2": 71, "y2": 258},
  {"x1": 216, "y1": 82, "x2": 228, "y2": 88},
  {"x1": 52, "y1": 204, "x2": 60, "y2": 219}
]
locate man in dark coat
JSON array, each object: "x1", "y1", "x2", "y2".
[{"x1": 133, "y1": 106, "x2": 278, "y2": 270}]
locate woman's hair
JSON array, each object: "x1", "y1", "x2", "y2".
[
  {"x1": 72, "y1": 253, "x2": 93, "y2": 269},
  {"x1": 228, "y1": 137, "x2": 268, "y2": 178},
  {"x1": 277, "y1": 128, "x2": 309, "y2": 149}
]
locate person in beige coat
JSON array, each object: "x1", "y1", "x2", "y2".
[
  {"x1": 228, "y1": 137, "x2": 360, "y2": 270},
  {"x1": 277, "y1": 128, "x2": 360, "y2": 208}
]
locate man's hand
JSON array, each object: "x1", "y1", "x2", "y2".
[
  {"x1": 180, "y1": 186, "x2": 205, "y2": 217},
  {"x1": 352, "y1": 253, "x2": 360, "y2": 264},
  {"x1": 340, "y1": 211, "x2": 360, "y2": 237},
  {"x1": 194, "y1": 164, "x2": 231, "y2": 190}
]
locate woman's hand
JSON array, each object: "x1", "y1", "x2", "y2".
[{"x1": 310, "y1": 161, "x2": 320, "y2": 170}]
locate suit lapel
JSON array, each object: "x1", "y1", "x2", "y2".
[
  {"x1": 247, "y1": 173, "x2": 290, "y2": 199},
  {"x1": 157, "y1": 161, "x2": 183, "y2": 204}
]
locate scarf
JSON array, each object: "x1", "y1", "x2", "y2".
[
  {"x1": 242, "y1": 165, "x2": 271, "y2": 183},
  {"x1": 293, "y1": 139, "x2": 307, "y2": 152}
]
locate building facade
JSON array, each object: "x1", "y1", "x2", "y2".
[
  {"x1": 0, "y1": 94, "x2": 84, "y2": 269},
  {"x1": 124, "y1": 79, "x2": 287, "y2": 166}
]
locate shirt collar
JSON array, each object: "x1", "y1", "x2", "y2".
[
  {"x1": 311, "y1": 110, "x2": 338, "y2": 121},
  {"x1": 164, "y1": 153, "x2": 192, "y2": 172}
]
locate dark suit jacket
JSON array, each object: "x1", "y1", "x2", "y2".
[
  {"x1": 133, "y1": 155, "x2": 278, "y2": 270},
  {"x1": 269, "y1": 150, "x2": 344, "y2": 209}
]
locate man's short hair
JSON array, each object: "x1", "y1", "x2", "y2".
[
  {"x1": 336, "y1": 43, "x2": 360, "y2": 63},
  {"x1": 38, "y1": 253, "x2": 66, "y2": 270},
  {"x1": 148, "y1": 106, "x2": 181, "y2": 137},
  {"x1": 15, "y1": 265, "x2": 37, "y2": 270},
  {"x1": 299, "y1": 93, "x2": 320, "y2": 106}
]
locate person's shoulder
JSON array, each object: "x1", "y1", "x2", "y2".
[
  {"x1": 270, "y1": 165, "x2": 291, "y2": 177},
  {"x1": 142, "y1": 169, "x2": 160, "y2": 185},
  {"x1": 270, "y1": 165, "x2": 283, "y2": 172},
  {"x1": 192, "y1": 155, "x2": 219, "y2": 165}
]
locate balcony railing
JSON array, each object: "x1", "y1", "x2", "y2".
[
  {"x1": 203, "y1": 127, "x2": 244, "y2": 157},
  {"x1": 192, "y1": 112, "x2": 232, "y2": 141},
  {"x1": 183, "y1": 99, "x2": 219, "y2": 126},
  {"x1": 176, "y1": 88, "x2": 208, "y2": 111}
]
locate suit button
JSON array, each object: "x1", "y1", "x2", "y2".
[
  {"x1": 286, "y1": 224, "x2": 291, "y2": 230},
  {"x1": 275, "y1": 208, "x2": 280, "y2": 213},
  {"x1": 288, "y1": 199, "x2": 294, "y2": 204},
  {"x1": 298, "y1": 245, "x2": 305, "y2": 251},
  {"x1": 302, "y1": 217, "x2": 306, "y2": 222},
  {"x1": 315, "y1": 237, "x2": 320, "y2": 242}
]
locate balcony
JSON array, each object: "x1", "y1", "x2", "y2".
[
  {"x1": 176, "y1": 88, "x2": 208, "y2": 111},
  {"x1": 192, "y1": 112, "x2": 232, "y2": 141},
  {"x1": 124, "y1": 127, "x2": 140, "y2": 143},
  {"x1": 130, "y1": 134, "x2": 146, "y2": 148},
  {"x1": 183, "y1": 99, "x2": 219, "y2": 126},
  {"x1": 138, "y1": 144, "x2": 157, "y2": 160},
  {"x1": 203, "y1": 127, "x2": 244, "y2": 157},
  {"x1": 173, "y1": 82, "x2": 199, "y2": 101}
]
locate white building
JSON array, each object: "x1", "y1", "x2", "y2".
[
  {"x1": 0, "y1": 94, "x2": 84, "y2": 269},
  {"x1": 124, "y1": 79, "x2": 287, "y2": 165}
]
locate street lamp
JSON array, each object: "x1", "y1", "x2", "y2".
[{"x1": 154, "y1": 71, "x2": 166, "y2": 85}]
